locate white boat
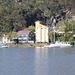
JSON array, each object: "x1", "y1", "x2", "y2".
[
  {"x1": 44, "y1": 42, "x2": 60, "y2": 48},
  {"x1": 0, "y1": 44, "x2": 9, "y2": 48},
  {"x1": 57, "y1": 41, "x2": 74, "y2": 48},
  {"x1": 44, "y1": 41, "x2": 74, "y2": 48}
]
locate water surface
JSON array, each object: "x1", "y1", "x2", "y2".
[{"x1": 0, "y1": 47, "x2": 75, "y2": 75}]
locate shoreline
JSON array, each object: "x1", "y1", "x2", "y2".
[
  {"x1": 7, "y1": 43, "x2": 44, "y2": 47},
  {"x1": 6, "y1": 43, "x2": 75, "y2": 48}
]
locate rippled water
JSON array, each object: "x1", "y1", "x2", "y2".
[{"x1": 0, "y1": 47, "x2": 75, "y2": 75}]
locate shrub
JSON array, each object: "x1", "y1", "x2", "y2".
[
  {"x1": 69, "y1": 37, "x2": 74, "y2": 42},
  {"x1": 59, "y1": 36, "x2": 65, "y2": 42}
]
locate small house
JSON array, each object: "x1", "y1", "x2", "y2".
[{"x1": 2, "y1": 34, "x2": 11, "y2": 44}]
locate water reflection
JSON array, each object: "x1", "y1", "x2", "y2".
[
  {"x1": 34, "y1": 47, "x2": 75, "y2": 75},
  {"x1": 0, "y1": 47, "x2": 75, "y2": 75},
  {"x1": 34, "y1": 47, "x2": 48, "y2": 75}
]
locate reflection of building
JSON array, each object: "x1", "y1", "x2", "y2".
[
  {"x1": 35, "y1": 21, "x2": 49, "y2": 43},
  {"x1": 17, "y1": 30, "x2": 35, "y2": 44},
  {"x1": 34, "y1": 48, "x2": 48, "y2": 75}
]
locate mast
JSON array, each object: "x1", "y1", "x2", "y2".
[
  {"x1": 51, "y1": 17, "x2": 56, "y2": 43},
  {"x1": 53, "y1": 18, "x2": 56, "y2": 43},
  {"x1": 54, "y1": 29, "x2": 55, "y2": 42}
]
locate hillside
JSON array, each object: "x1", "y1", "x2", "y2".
[{"x1": 0, "y1": 0, "x2": 75, "y2": 32}]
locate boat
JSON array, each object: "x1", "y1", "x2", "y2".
[
  {"x1": 57, "y1": 41, "x2": 74, "y2": 48},
  {"x1": 44, "y1": 41, "x2": 74, "y2": 48},
  {"x1": 44, "y1": 43, "x2": 60, "y2": 48},
  {"x1": 0, "y1": 44, "x2": 9, "y2": 48},
  {"x1": 44, "y1": 42, "x2": 60, "y2": 48}
]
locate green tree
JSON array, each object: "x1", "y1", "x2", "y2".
[
  {"x1": 73, "y1": 23, "x2": 75, "y2": 34},
  {"x1": 64, "y1": 33, "x2": 70, "y2": 41},
  {"x1": 24, "y1": 26, "x2": 35, "y2": 31},
  {"x1": 59, "y1": 36, "x2": 65, "y2": 42},
  {"x1": 69, "y1": 37, "x2": 74, "y2": 42},
  {"x1": 0, "y1": 32, "x2": 3, "y2": 39},
  {"x1": 64, "y1": 22, "x2": 72, "y2": 32},
  {"x1": 7, "y1": 32, "x2": 17, "y2": 40},
  {"x1": 48, "y1": 31, "x2": 54, "y2": 43}
]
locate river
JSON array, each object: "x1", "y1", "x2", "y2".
[{"x1": 0, "y1": 47, "x2": 75, "y2": 75}]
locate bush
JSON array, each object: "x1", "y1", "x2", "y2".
[
  {"x1": 59, "y1": 36, "x2": 65, "y2": 42},
  {"x1": 69, "y1": 37, "x2": 74, "y2": 42}
]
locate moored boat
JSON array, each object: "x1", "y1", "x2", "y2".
[
  {"x1": 44, "y1": 42, "x2": 60, "y2": 48},
  {"x1": 44, "y1": 41, "x2": 74, "y2": 48},
  {"x1": 58, "y1": 42, "x2": 74, "y2": 48},
  {"x1": 0, "y1": 44, "x2": 9, "y2": 48}
]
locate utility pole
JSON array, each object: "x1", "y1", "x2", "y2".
[
  {"x1": 72, "y1": 24, "x2": 73, "y2": 33},
  {"x1": 53, "y1": 26, "x2": 56, "y2": 43}
]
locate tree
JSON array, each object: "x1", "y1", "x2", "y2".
[
  {"x1": 64, "y1": 22, "x2": 72, "y2": 32},
  {"x1": 7, "y1": 32, "x2": 17, "y2": 40},
  {"x1": 48, "y1": 31, "x2": 54, "y2": 42},
  {"x1": 69, "y1": 37, "x2": 74, "y2": 42},
  {"x1": 64, "y1": 33, "x2": 70, "y2": 41},
  {"x1": 24, "y1": 26, "x2": 35, "y2": 31},
  {"x1": 73, "y1": 23, "x2": 75, "y2": 34},
  {"x1": 0, "y1": 32, "x2": 3, "y2": 39}
]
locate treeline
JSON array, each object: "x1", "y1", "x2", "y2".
[{"x1": 0, "y1": 0, "x2": 75, "y2": 33}]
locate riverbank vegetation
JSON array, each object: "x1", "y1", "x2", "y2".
[
  {"x1": 6, "y1": 42, "x2": 75, "y2": 47},
  {"x1": 8, "y1": 43, "x2": 44, "y2": 47}
]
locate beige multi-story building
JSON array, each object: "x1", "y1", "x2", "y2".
[{"x1": 35, "y1": 21, "x2": 49, "y2": 43}]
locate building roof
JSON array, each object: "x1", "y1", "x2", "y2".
[
  {"x1": 17, "y1": 30, "x2": 31, "y2": 35},
  {"x1": 35, "y1": 21, "x2": 48, "y2": 29},
  {"x1": 38, "y1": 24, "x2": 48, "y2": 28}
]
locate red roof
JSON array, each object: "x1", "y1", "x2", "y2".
[{"x1": 17, "y1": 30, "x2": 31, "y2": 35}]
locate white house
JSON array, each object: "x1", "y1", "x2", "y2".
[{"x1": 2, "y1": 34, "x2": 11, "y2": 44}]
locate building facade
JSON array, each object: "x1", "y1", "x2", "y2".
[
  {"x1": 35, "y1": 21, "x2": 49, "y2": 43},
  {"x1": 17, "y1": 30, "x2": 35, "y2": 44},
  {"x1": 2, "y1": 34, "x2": 11, "y2": 44}
]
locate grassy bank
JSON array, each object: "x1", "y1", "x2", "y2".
[
  {"x1": 74, "y1": 42, "x2": 75, "y2": 47},
  {"x1": 8, "y1": 43, "x2": 44, "y2": 47},
  {"x1": 6, "y1": 42, "x2": 75, "y2": 47}
]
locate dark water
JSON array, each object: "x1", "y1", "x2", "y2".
[{"x1": 0, "y1": 47, "x2": 75, "y2": 75}]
